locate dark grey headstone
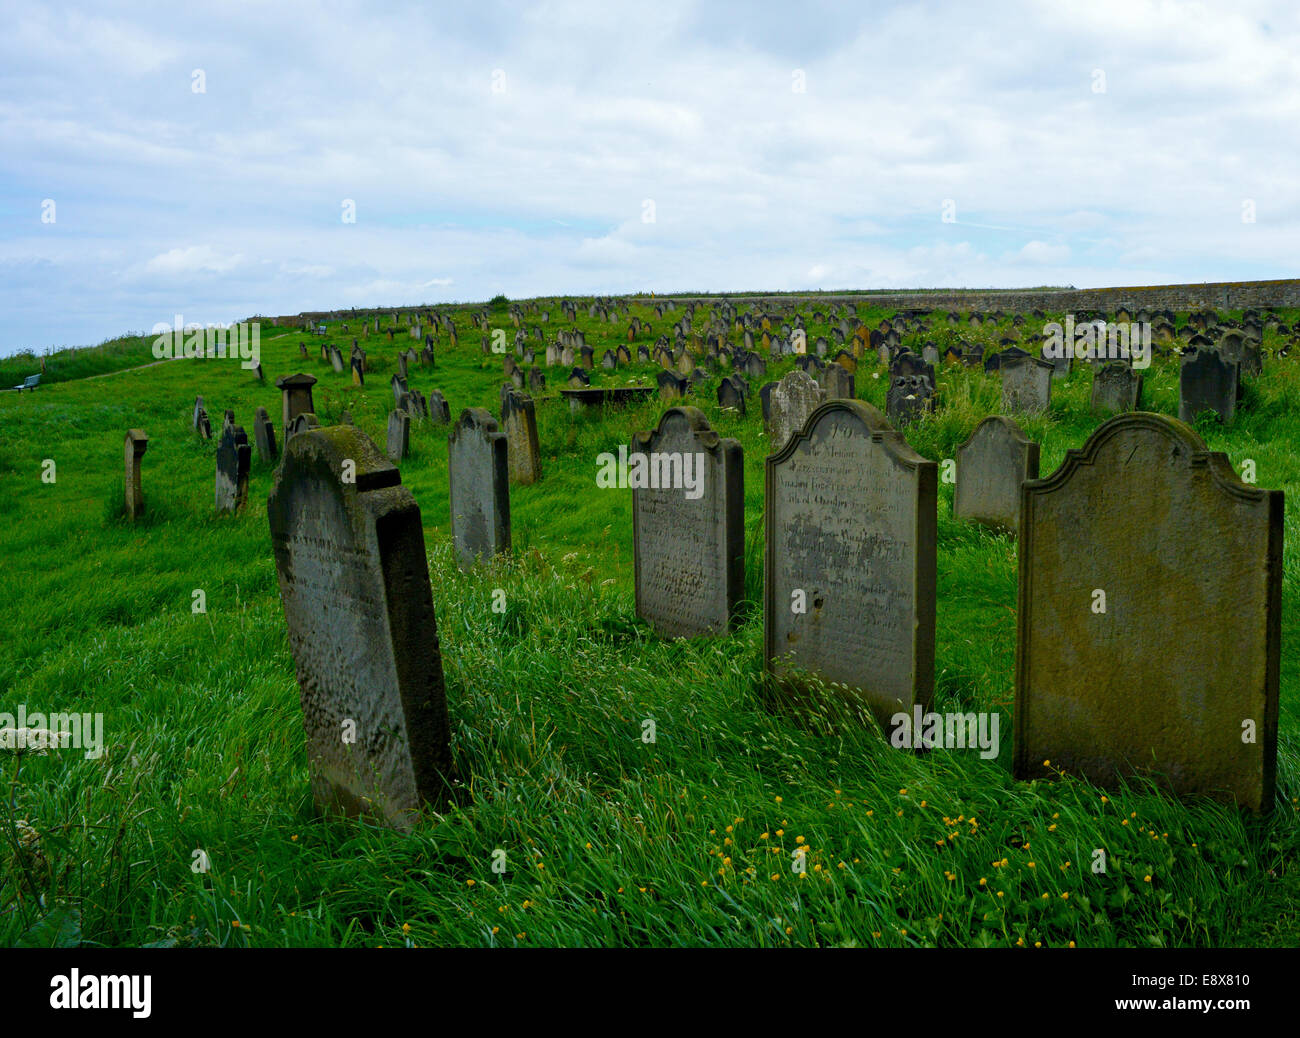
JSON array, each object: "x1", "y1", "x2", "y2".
[
  {"x1": 448, "y1": 408, "x2": 511, "y2": 569},
  {"x1": 266, "y1": 425, "x2": 453, "y2": 829}
]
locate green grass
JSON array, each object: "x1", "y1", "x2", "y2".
[{"x1": 1, "y1": 302, "x2": 1298, "y2": 948}]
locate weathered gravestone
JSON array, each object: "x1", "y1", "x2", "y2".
[
  {"x1": 1091, "y1": 362, "x2": 1143, "y2": 415},
  {"x1": 953, "y1": 416, "x2": 1039, "y2": 533},
  {"x1": 448, "y1": 408, "x2": 511, "y2": 569},
  {"x1": 886, "y1": 374, "x2": 933, "y2": 427},
  {"x1": 820, "y1": 363, "x2": 855, "y2": 400},
  {"x1": 1015, "y1": 412, "x2": 1281, "y2": 811},
  {"x1": 501, "y1": 388, "x2": 542, "y2": 486},
  {"x1": 387, "y1": 409, "x2": 410, "y2": 463},
  {"x1": 215, "y1": 423, "x2": 251, "y2": 513},
  {"x1": 124, "y1": 430, "x2": 148, "y2": 520},
  {"x1": 717, "y1": 374, "x2": 747, "y2": 413},
  {"x1": 426, "y1": 389, "x2": 451, "y2": 425},
  {"x1": 267, "y1": 425, "x2": 453, "y2": 829},
  {"x1": 658, "y1": 371, "x2": 689, "y2": 400},
  {"x1": 629, "y1": 407, "x2": 744, "y2": 638},
  {"x1": 765, "y1": 400, "x2": 937, "y2": 731},
  {"x1": 1179, "y1": 347, "x2": 1238, "y2": 424},
  {"x1": 192, "y1": 396, "x2": 206, "y2": 432},
  {"x1": 1001, "y1": 354, "x2": 1054, "y2": 414},
  {"x1": 767, "y1": 369, "x2": 826, "y2": 451},
  {"x1": 276, "y1": 373, "x2": 317, "y2": 442},
  {"x1": 253, "y1": 406, "x2": 278, "y2": 463}
]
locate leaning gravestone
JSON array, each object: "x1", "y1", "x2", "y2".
[
  {"x1": 387, "y1": 409, "x2": 410, "y2": 463},
  {"x1": 1179, "y1": 347, "x2": 1238, "y2": 424},
  {"x1": 1001, "y1": 354, "x2": 1053, "y2": 414},
  {"x1": 953, "y1": 416, "x2": 1039, "y2": 533},
  {"x1": 1091, "y1": 362, "x2": 1142, "y2": 414},
  {"x1": 215, "y1": 423, "x2": 251, "y2": 513},
  {"x1": 768, "y1": 369, "x2": 826, "y2": 452},
  {"x1": 253, "y1": 406, "x2": 278, "y2": 463},
  {"x1": 448, "y1": 409, "x2": 511, "y2": 569},
  {"x1": 630, "y1": 407, "x2": 744, "y2": 638},
  {"x1": 1015, "y1": 412, "x2": 1281, "y2": 811},
  {"x1": 426, "y1": 389, "x2": 451, "y2": 425},
  {"x1": 267, "y1": 425, "x2": 453, "y2": 829},
  {"x1": 766, "y1": 400, "x2": 937, "y2": 732},
  {"x1": 501, "y1": 388, "x2": 542, "y2": 485},
  {"x1": 124, "y1": 430, "x2": 148, "y2": 520}
]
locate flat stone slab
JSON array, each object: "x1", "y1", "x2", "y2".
[{"x1": 560, "y1": 386, "x2": 654, "y2": 414}]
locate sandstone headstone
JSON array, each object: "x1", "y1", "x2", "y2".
[
  {"x1": 448, "y1": 409, "x2": 511, "y2": 569},
  {"x1": 1001, "y1": 355, "x2": 1054, "y2": 414},
  {"x1": 266, "y1": 425, "x2": 453, "y2": 828},
  {"x1": 501, "y1": 389, "x2": 541, "y2": 486},
  {"x1": 768, "y1": 369, "x2": 826, "y2": 451},
  {"x1": 953, "y1": 416, "x2": 1039, "y2": 533},
  {"x1": 820, "y1": 363, "x2": 855, "y2": 400},
  {"x1": 1015, "y1": 412, "x2": 1281, "y2": 811},
  {"x1": 276, "y1": 373, "x2": 318, "y2": 442},
  {"x1": 1091, "y1": 362, "x2": 1143, "y2": 415},
  {"x1": 766, "y1": 400, "x2": 937, "y2": 731},
  {"x1": 124, "y1": 429, "x2": 147, "y2": 520},
  {"x1": 630, "y1": 407, "x2": 743, "y2": 637}
]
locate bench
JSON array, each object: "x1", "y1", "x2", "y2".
[{"x1": 13, "y1": 374, "x2": 40, "y2": 392}]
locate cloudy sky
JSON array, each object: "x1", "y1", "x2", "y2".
[{"x1": 2, "y1": 0, "x2": 1297, "y2": 355}]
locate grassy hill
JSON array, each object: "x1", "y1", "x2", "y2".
[{"x1": 1, "y1": 301, "x2": 1298, "y2": 948}]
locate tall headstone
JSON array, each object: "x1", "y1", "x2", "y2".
[
  {"x1": 448, "y1": 409, "x2": 511, "y2": 569},
  {"x1": 124, "y1": 430, "x2": 147, "y2": 520},
  {"x1": 267, "y1": 425, "x2": 453, "y2": 829},
  {"x1": 1015, "y1": 413, "x2": 1281, "y2": 811},
  {"x1": 1179, "y1": 347, "x2": 1238, "y2": 424},
  {"x1": 276, "y1": 373, "x2": 318, "y2": 442},
  {"x1": 501, "y1": 389, "x2": 542, "y2": 486},
  {"x1": 630, "y1": 407, "x2": 743, "y2": 637},
  {"x1": 253, "y1": 406, "x2": 278, "y2": 463},
  {"x1": 953, "y1": 416, "x2": 1039, "y2": 533},
  {"x1": 427, "y1": 390, "x2": 451, "y2": 425},
  {"x1": 768, "y1": 369, "x2": 826, "y2": 451},
  {"x1": 387, "y1": 409, "x2": 410, "y2": 463},
  {"x1": 766, "y1": 400, "x2": 937, "y2": 731},
  {"x1": 215, "y1": 423, "x2": 251, "y2": 513}
]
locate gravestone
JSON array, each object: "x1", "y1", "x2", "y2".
[
  {"x1": 953, "y1": 416, "x2": 1039, "y2": 533},
  {"x1": 448, "y1": 409, "x2": 511, "y2": 569},
  {"x1": 1091, "y1": 362, "x2": 1143, "y2": 414},
  {"x1": 387, "y1": 409, "x2": 410, "y2": 463},
  {"x1": 501, "y1": 389, "x2": 542, "y2": 486},
  {"x1": 266, "y1": 425, "x2": 453, "y2": 829},
  {"x1": 630, "y1": 407, "x2": 744, "y2": 637},
  {"x1": 427, "y1": 390, "x2": 451, "y2": 424},
  {"x1": 1015, "y1": 413, "x2": 1281, "y2": 811},
  {"x1": 391, "y1": 373, "x2": 409, "y2": 406},
  {"x1": 330, "y1": 347, "x2": 345, "y2": 373},
  {"x1": 768, "y1": 369, "x2": 825, "y2": 451},
  {"x1": 717, "y1": 374, "x2": 747, "y2": 413},
  {"x1": 276, "y1": 373, "x2": 318, "y2": 442},
  {"x1": 1179, "y1": 347, "x2": 1238, "y2": 424},
  {"x1": 287, "y1": 413, "x2": 320, "y2": 438},
  {"x1": 528, "y1": 367, "x2": 546, "y2": 395},
  {"x1": 820, "y1": 363, "x2": 855, "y2": 400},
  {"x1": 1001, "y1": 355, "x2": 1053, "y2": 414},
  {"x1": 658, "y1": 370, "x2": 689, "y2": 401},
  {"x1": 192, "y1": 396, "x2": 206, "y2": 431},
  {"x1": 766, "y1": 400, "x2": 937, "y2": 731},
  {"x1": 568, "y1": 367, "x2": 591, "y2": 389},
  {"x1": 124, "y1": 430, "x2": 147, "y2": 520},
  {"x1": 253, "y1": 406, "x2": 279, "y2": 463},
  {"x1": 886, "y1": 374, "x2": 933, "y2": 427},
  {"x1": 215, "y1": 423, "x2": 251, "y2": 513}
]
